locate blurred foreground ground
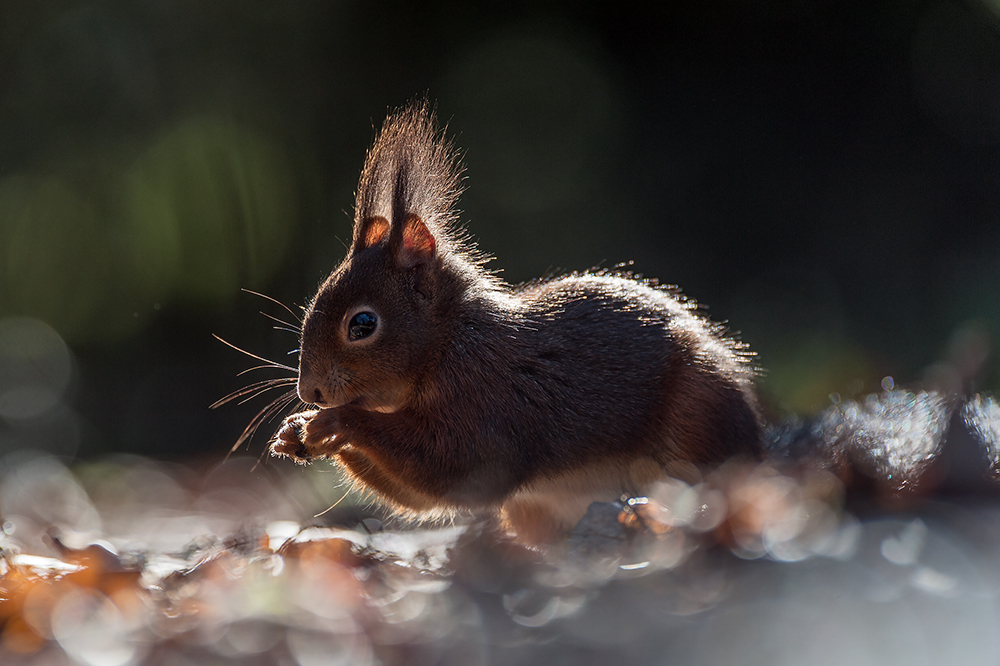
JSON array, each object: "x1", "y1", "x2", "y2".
[{"x1": 4, "y1": 392, "x2": 1000, "y2": 666}]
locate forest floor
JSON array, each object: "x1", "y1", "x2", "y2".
[{"x1": 3, "y1": 444, "x2": 1000, "y2": 666}]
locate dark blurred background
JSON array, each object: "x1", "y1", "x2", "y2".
[{"x1": 1, "y1": 0, "x2": 998, "y2": 462}]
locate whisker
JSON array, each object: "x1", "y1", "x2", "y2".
[
  {"x1": 263, "y1": 391, "x2": 301, "y2": 424},
  {"x1": 263, "y1": 393, "x2": 303, "y2": 426},
  {"x1": 251, "y1": 393, "x2": 304, "y2": 470},
  {"x1": 242, "y1": 288, "x2": 303, "y2": 323},
  {"x1": 213, "y1": 334, "x2": 296, "y2": 372},
  {"x1": 255, "y1": 442, "x2": 271, "y2": 469},
  {"x1": 259, "y1": 310, "x2": 301, "y2": 334},
  {"x1": 234, "y1": 379, "x2": 298, "y2": 407},
  {"x1": 236, "y1": 364, "x2": 297, "y2": 376},
  {"x1": 237, "y1": 383, "x2": 298, "y2": 407},
  {"x1": 215, "y1": 286, "x2": 310, "y2": 461},
  {"x1": 227, "y1": 389, "x2": 299, "y2": 456},
  {"x1": 210, "y1": 378, "x2": 297, "y2": 409},
  {"x1": 314, "y1": 488, "x2": 353, "y2": 518}
]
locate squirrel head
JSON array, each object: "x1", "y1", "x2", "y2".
[{"x1": 296, "y1": 102, "x2": 480, "y2": 412}]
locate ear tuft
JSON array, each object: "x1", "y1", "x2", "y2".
[
  {"x1": 401, "y1": 214, "x2": 436, "y2": 267},
  {"x1": 356, "y1": 216, "x2": 390, "y2": 250}
]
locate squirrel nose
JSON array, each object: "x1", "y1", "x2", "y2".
[{"x1": 297, "y1": 371, "x2": 330, "y2": 407}]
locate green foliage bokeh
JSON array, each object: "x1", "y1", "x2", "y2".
[{"x1": 0, "y1": 0, "x2": 998, "y2": 456}]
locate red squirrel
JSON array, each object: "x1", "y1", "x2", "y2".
[{"x1": 270, "y1": 102, "x2": 763, "y2": 542}]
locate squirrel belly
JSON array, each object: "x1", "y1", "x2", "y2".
[{"x1": 269, "y1": 102, "x2": 762, "y2": 541}]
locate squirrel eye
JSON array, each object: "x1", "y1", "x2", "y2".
[{"x1": 348, "y1": 311, "x2": 378, "y2": 341}]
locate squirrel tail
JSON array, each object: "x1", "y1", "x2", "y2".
[{"x1": 765, "y1": 390, "x2": 1000, "y2": 498}]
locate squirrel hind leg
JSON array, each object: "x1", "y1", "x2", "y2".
[
  {"x1": 499, "y1": 457, "x2": 667, "y2": 545},
  {"x1": 499, "y1": 499, "x2": 568, "y2": 546}
]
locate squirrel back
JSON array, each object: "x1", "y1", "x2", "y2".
[{"x1": 272, "y1": 102, "x2": 762, "y2": 541}]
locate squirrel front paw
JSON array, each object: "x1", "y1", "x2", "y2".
[{"x1": 270, "y1": 409, "x2": 342, "y2": 463}]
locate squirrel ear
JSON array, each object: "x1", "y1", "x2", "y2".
[
  {"x1": 355, "y1": 216, "x2": 390, "y2": 250},
  {"x1": 400, "y1": 214, "x2": 436, "y2": 268}
]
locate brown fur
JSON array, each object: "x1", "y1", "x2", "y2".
[{"x1": 272, "y1": 101, "x2": 763, "y2": 542}]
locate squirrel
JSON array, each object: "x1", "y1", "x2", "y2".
[{"x1": 269, "y1": 101, "x2": 763, "y2": 543}]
